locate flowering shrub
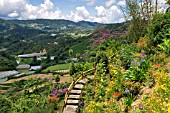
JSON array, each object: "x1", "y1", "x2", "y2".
[
  {"x1": 48, "y1": 96, "x2": 59, "y2": 110},
  {"x1": 50, "y1": 82, "x2": 69, "y2": 97},
  {"x1": 144, "y1": 71, "x2": 170, "y2": 113},
  {"x1": 136, "y1": 37, "x2": 149, "y2": 49},
  {"x1": 124, "y1": 52, "x2": 150, "y2": 82},
  {"x1": 85, "y1": 101, "x2": 103, "y2": 113}
]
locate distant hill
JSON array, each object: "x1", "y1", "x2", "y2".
[
  {"x1": 0, "y1": 18, "x2": 129, "y2": 59},
  {"x1": 77, "y1": 20, "x2": 101, "y2": 27},
  {"x1": 7, "y1": 19, "x2": 102, "y2": 31},
  {"x1": 0, "y1": 18, "x2": 20, "y2": 31}
]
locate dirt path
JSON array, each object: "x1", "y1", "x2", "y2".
[
  {"x1": 0, "y1": 74, "x2": 72, "y2": 85},
  {"x1": 60, "y1": 74, "x2": 73, "y2": 83}
]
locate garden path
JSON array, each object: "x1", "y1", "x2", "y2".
[{"x1": 63, "y1": 75, "x2": 94, "y2": 113}]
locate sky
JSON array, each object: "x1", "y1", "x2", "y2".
[{"x1": 0, "y1": 0, "x2": 168, "y2": 23}]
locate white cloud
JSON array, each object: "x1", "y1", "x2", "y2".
[
  {"x1": 0, "y1": 0, "x2": 26, "y2": 16},
  {"x1": 92, "y1": 5, "x2": 124, "y2": 23},
  {"x1": 105, "y1": 0, "x2": 116, "y2": 7},
  {"x1": 95, "y1": 6, "x2": 106, "y2": 17},
  {"x1": 19, "y1": 0, "x2": 63, "y2": 20},
  {"x1": 8, "y1": 11, "x2": 19, "y2": 18},
  {"x1": 65, "y1": 6, "x2": 90, "y2": 22},
  {"x1": 117, "y1": 0, "x2": 126, "y2": 6},
  {"x1": 40, "y1": 0, "x2": 54, "y2": 11},
  {"x1": 0, "y1": 0, "x2": 126, "y2": 23},
  {"x1": 76, "y1": 6, "x2": 90, "y2": 18},
  {"x1": 87, "y1": 0, "x2": 96, "y2": 6}
]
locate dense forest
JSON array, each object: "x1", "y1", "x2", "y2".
[{"x1": 0, "y1": 52, "x2": 17, "y2": 71}]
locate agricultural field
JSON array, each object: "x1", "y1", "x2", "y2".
[{"x1": 43, "y1": 63, "x2": 71, "y2": 72}]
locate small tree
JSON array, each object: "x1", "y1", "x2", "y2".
[
  {"x1": 69, "y1": 62, "x2": 76, "y2": 75},
  {"x1": 121, "y1": 0, "x2": 156, "y2": 42},
  {"x1": 76, "y1": 53, "x2": 80, "y2": 61},
  {"x1": 46, "y1": 54, "x2": 51, "y2": 63},
  {"x1": 69, "y1": 49, "x2": 73, "y2": 58},
  {"x1": 55, "y1": 75, "x2": 60, "y2": 82}
]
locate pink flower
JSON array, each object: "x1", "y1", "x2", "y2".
[
  {"x1": 93, "y1": 34, "x2": 97, "y2": 37},
  {"x1": 52, "y1": 80, "x2": 56, "y2": 84},
  {"x1": 139, "y1": 104, "x2": 143, "y2": 109}
]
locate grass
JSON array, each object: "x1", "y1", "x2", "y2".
[
  {"x1": 19, "y1": 58, "x2": 33, "y2": 64},
  {"x1": 43, "y1": 63, "x2": 71, "y2": 72},
  {"x1": 70, "y1": 38, "x2": 91, "y2": 55}
]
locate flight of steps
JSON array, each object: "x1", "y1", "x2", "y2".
[{"x1": 63, "y1": 76, "x2": 94, "y2": 113}]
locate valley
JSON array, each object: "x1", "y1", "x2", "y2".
[{"x1": 0, "y1": 1, "x2": 169, "y2": 112}]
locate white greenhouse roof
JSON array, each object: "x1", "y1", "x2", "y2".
[{"x1": 0, "y1": 71, "x2": 18, "y2": 79}]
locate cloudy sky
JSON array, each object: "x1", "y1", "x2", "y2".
[{"x1": 0, "y1": 0, "x2": 168, "y2": 23}]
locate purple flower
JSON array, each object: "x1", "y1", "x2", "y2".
[
  {"x1": 54, "y1": 89, "x2": 58, "y2": 94},
  {"x1": 140, "y1": 52, "x2": 146, "y2": 57},
  {"x1": 131, "y1": 60, "x2": 134, "y2": 62},
  {"x1": 50, "y1": 94, "x2": 56, "y2": 96},
  {"x1": 94, "y1": 39, "x2": 100, "y2": 43},
  {"x1": 82, "y1": 54, "x2": 86, "y2": 57},
  {"x1": 125, "y1": 89, "x2": 130, "y2": 93},
  {"x1": 58, "y1": 89, "x2": 61, "y2": 92},
  {"x1": 139, "y1": 104, "x2": 143, "y2": 109},
  {"x1": 65, "y1": 88, "x2": 69, "y2": 91},
  {"x1": 140, "y1": 59, "x2": 145, "y2": 62},
  {"x1": 131, "y1": 60, "x2": 140, "y2": 66}
]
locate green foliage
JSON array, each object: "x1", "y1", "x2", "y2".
[
  {"x1": 158, "y1": 38, "x2": 170, "y2": 54},
  {"x1": 69, "y1": 49, "x2": 73, "y2": 58},
  {"x1": 119, "y1": 44, "x2": 138, "y2": 69},
  {"x1": 54, "y1": 75, "x2": 60, "y2": 82},
  {"x1": 149, "y1": 12, "x2": 170, "y2": 46},
  {"x1": 20, "y1": 58, "x2": 33, "y2": 64},
  {"x1": 0, "y1": 95, "x2": 13, "y2": 113},
  {"x1": 0, "y1": 52, "x2": 17, "y2": 71},
  {"x1": 124, "y1": 56, "x2": 150, "y2": 82},
  {"x1": 69, "y1": 62, "x2": 76, "y2": 75},
  {"x1": 28, "y1": 107, "x2": 53, "y2": 113}
]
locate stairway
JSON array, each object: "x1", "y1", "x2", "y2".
[{"x1": 63, "y1": 76, "x2": 94, "y2": 113}]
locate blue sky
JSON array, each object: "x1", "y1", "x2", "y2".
[{"x1": 0, "y1": 0, "x2": 168, "y2": 23}]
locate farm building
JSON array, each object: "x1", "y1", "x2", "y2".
[
  {"x1": 18, "y1": 53, "x2": 46, "y2": 58},
  {"x1": 16, "y1": 64, "x2": 31, "y2": 72},
  {"x1": 30, "y1": 66, "x2": 42, "y2": 71},
  {"x1": 0, "y1": 71, "x2": 19, "y2": 82}
]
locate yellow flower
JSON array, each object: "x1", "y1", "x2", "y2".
[
  {"x1": 116, "y1": 54, "x2": 119, "y2": 57},
  {"x1": 168, "y1": 104, "x2": 170, "y2": 113},
  {"x1": 111, "y1": 69, "x2": 118, "y2": 75},
  {"x1": 160, "y1": 85, "x2": 167, "y2": 91}
]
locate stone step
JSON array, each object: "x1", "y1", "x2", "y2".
[
  {"x1": 78, "y1": 78, "x2": 88, "y2": 84},
  {"x1": 74, "y1": 84, "x2": 84, "y2": 89},
  {"x1": 70, "y1": 90, "x2": 81, "y2": 94},
  {"x1": 67, "y1": 99, "x2": 79, "y2": 105},
  {"x1": 63, "y1": 105, "x2": 78, "y2": 113},
  {"x1": 68, "y1": 95, "x2": 80, "y2": 99}
]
